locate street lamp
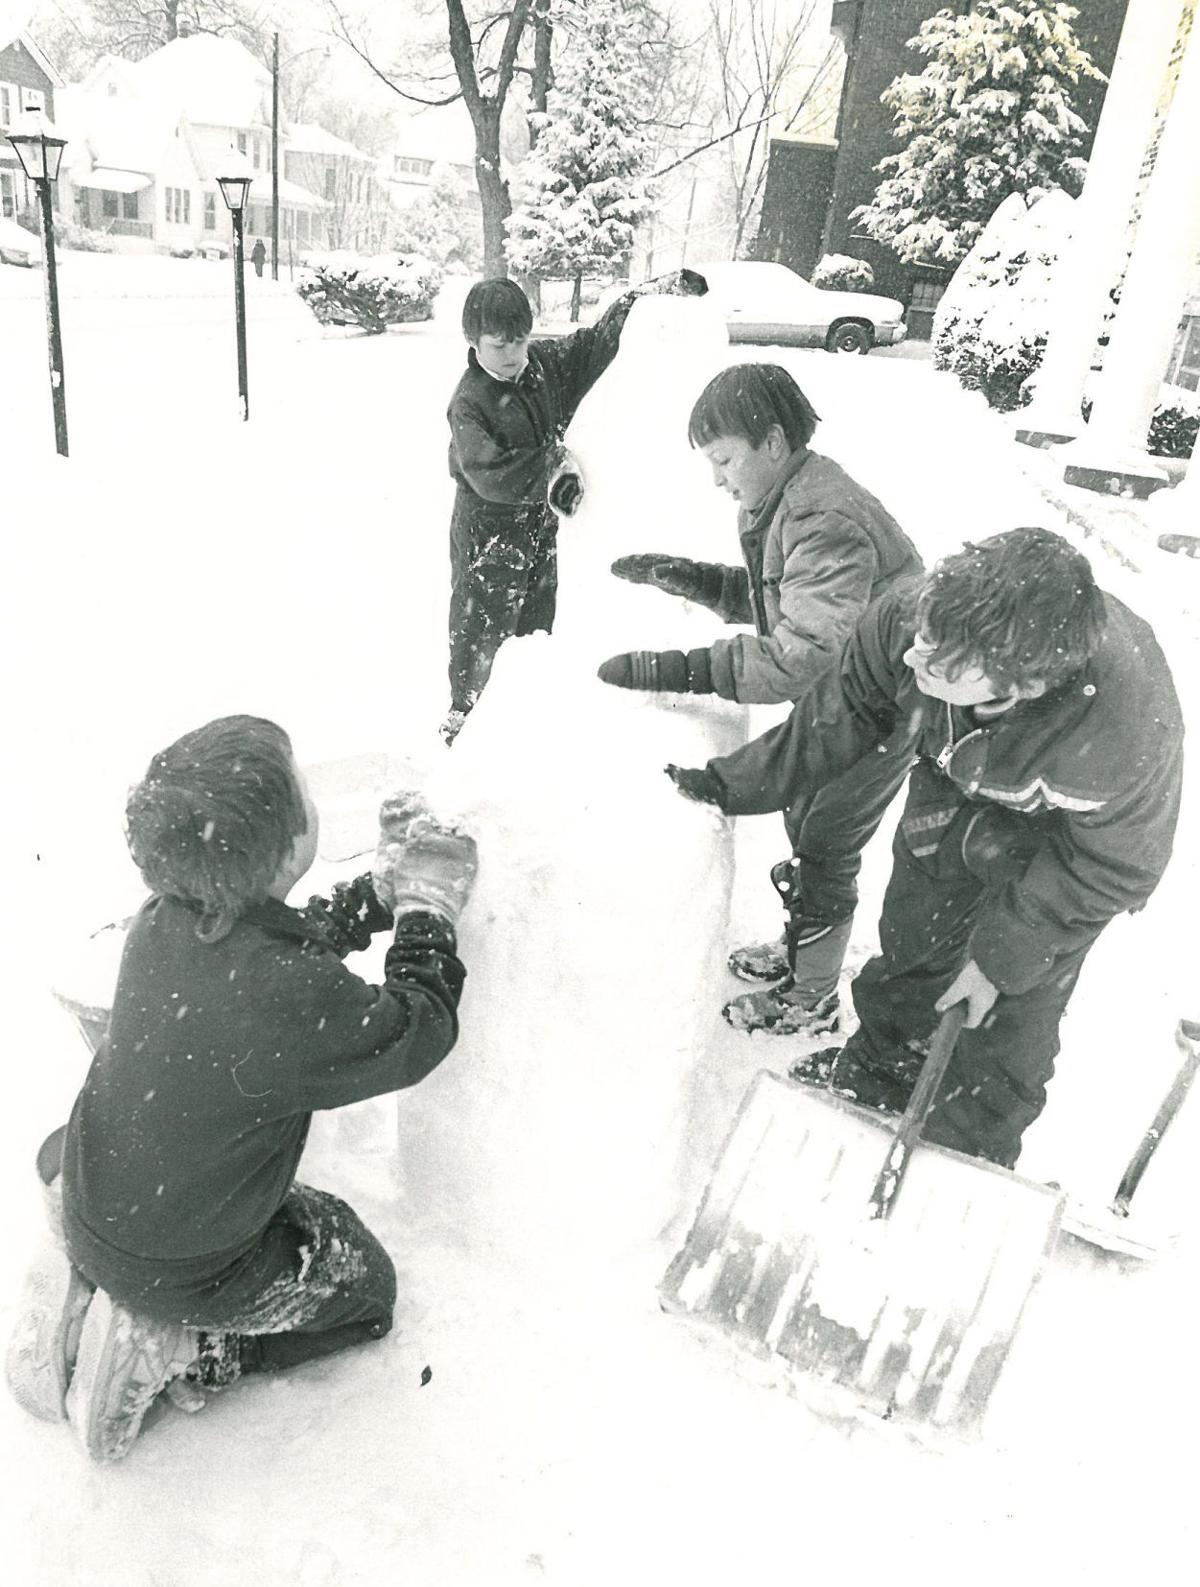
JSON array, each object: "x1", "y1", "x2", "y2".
[
  {"x1": 7, "y1": 113, "x2": 69, "y2": 457},
  {"x1": 217, "y1": 156, "x2": 254, "y2": 422}
]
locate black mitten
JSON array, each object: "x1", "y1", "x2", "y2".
[
  {"x1": 597, "y1": 649, "x2": 714, "y2": 694},
  {"x1": 301, "y1": 873, "x2": 393, "y2": 955},
  {"x1": 664, "y1": 764, "x2": 726, "y2": 807},
  {"x1": 611, "y1": 554, "x2": 725, "y2": 607}
]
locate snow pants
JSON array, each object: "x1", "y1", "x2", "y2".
[
  {"x1": 772, "y1": 740, "x2": 915, "y2": 998},
  {"x1": 828, "y1": 763, "x2": 1099, "y2": 1168},
  {"x1": 448, "y1": 490, "x2": 558, "y2": 716}
]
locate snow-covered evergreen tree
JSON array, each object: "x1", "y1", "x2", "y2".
[
  {"x1": 392, "y1": 165, "x2": 483, "y2": 275},
  {"x1": 851, "y1": 1, "x2": 1103, "y2": 268},
  {"x1": 506, "y1": 0, "x2": 654, "y2": 318}
]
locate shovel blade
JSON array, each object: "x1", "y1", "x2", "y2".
[{"x1": 662, "y1": 1073, "x2": 1063, "y2": 1439}]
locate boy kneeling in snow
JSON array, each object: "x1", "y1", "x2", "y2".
[
  {"x1": 7, "y1": 715, "x2": 474, "y2": 1461},
  {"x1": 667, "y1": 529, "x2": 1183, "y2": 1167},
  {"x1": 599, "y1": 363, "x2": 922, "y2": 1035}
]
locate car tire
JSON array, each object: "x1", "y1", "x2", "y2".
[{"x1": 826, "y1": 321, "x2": 873, "y2": 355}]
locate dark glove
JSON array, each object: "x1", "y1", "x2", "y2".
[
  {"x1": 597, "y1": 648, "x2": 714, "y2": 694},
  {"x1": 631, "y1": 268, "x2": 709, "y2": 298},
  {"x1": 610, "y1": 554, "x2": 726, "y2": 608},
  {"x1": 665, "y1": 764, "x2": 726, "y2": 807},
  {"x1": 547, "y1": 448, "x2": 584, "y2": 517},
  {"x1": 301, "y1": 873, "x2": 393, "y2": 955}
]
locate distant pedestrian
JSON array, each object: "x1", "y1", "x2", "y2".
[{"x1": 250, "y1": 238, "x2": 266, "y2": 278}]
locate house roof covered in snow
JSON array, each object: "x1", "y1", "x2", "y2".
[
  {"x1": 0, "y1": 26, "x2": 66, "y2": 86},
  {"x1": 286, "y1": 122, "x2": 375, "y2": 163},
  {"x1": 131, "y1": 34, "x2": 272, "y2": 130},
  {"x1": 57, "y1": 86, "x2": 181, "y2": 179}
]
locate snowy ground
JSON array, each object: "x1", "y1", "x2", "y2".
[{"x1": 2, "y1": 254, "x2": 1198, "y2": 1585}]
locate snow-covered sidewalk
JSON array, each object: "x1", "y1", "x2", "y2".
[{"x1": 3, "y1": 259, "x2": 1197, "y2": 1585}]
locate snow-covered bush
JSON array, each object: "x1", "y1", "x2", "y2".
[
  {"x1": 812, "y1": 254, "x2": 875, "y2": 292},
  {"x1": 392, "y1": 166, "x2": 482, "y2": 275},
  {"x1": 932, "y1": 190, "x2": 1072, "y2": 410},
  {"x1": 296, "y1": 252, "x2": 443, "y2": 333},
  {"x1": 1080, "y1": 386, "x2": 1200, "y2": 459}
]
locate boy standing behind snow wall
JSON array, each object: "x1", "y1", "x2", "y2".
[
  {"x1": 598, "y1": 363, "x2": 923, "y2": 1036},
  {"x1": 443, "y1": 270, "x2": 708, "y2": 744},
  {"x1": 51, "y1": 716, "x2": 473, "y2": 1461},
  {"x1": 668, "y1": 529, "x2": 1184, "y2": 1168}
]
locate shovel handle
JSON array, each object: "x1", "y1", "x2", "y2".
[
  {"x1": 1111, "y1": 1018, "x2": 1200, "y2": 1217},
  {"x1": 868, "y1": 1002, "x2": 968, "y2": 1220}
]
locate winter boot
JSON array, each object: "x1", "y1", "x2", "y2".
[
  {"x1": 723, "y1": 984, "x2": 840, "y2": 1036},
  {"x1": 726, "y1": 916, "x2": 846, "y2": 984},
  {"x1": 5, "y1": 1242, "x2": 96, "y2": 1423},
  {"x1": 787, "y1": 1045, "x2": 842, "y2": 1089},
  {"x1": 66, "y1": 1290, "x2": 199, "y2": 1463}
]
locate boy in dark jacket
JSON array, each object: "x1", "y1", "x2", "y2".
[
  {"x1": 598, "y1": 364, "x2": 923, "y2": 1035},
  {"x1": 8, "y1": 715, "x2": 474, "y2": 1461},
  {"x1": 444, "y1": 270, "x2": 707, "y2": 744},
  {"x1": 667, "y1": 529, "x2": 1183, "y2": 1167}
]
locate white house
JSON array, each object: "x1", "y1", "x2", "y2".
[{"x1": 57, "y1": 34, "x2": 327, "y2": 257}]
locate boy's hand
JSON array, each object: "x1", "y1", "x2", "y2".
[
  {"x1": 935, "y1": 960, "x2": 999, "y2": 1029},
  {"x1": 372, "y1": 790, "x2": 431, "y2": 912},
  {"x1": 631, "y1": 268, "x2": 709, "y2": 298},
  {"x1": 610, "y1": 555, "x2": 723, "y2": 607},
  {"x1": 598, "y1": 649, "x2": 714, "y2": 695},
  {"x1": 665, "y1": 764, "x2": 725, "y2": 808},
  {"x1": 391, "y1": 818, "x2": 479, "y2": 927},
  {"x1": 547, "y1": 448, "x2": 584, "y2": 517}
]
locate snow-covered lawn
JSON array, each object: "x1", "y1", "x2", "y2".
[{"x1": 2, "y1": 254, "x2": 1197, "y2": 1585}]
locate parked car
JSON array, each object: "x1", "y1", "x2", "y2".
[
  {"x1": 697, "y1": 260, "x2": 906, "y2": 354},
  {"x1": 0, "y1": 217, "x2": 42, "y2": 268}
]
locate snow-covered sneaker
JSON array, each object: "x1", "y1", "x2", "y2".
[
  {"x1": 439, "y1": 708, "x2": 468, "y2": 748},
  {"x1": 722, "y1": 986, "x2": 840, "y2": 1036},
  {"x1": 66, "y1": 1291, "x2": 199, "y2": 1463},
  {"x1": 787, "y1": 1046, "x2": 842, "y2": 1089},
  {"x1": 726, "y1": 936, "x2": 789, "y2": 983},
  {"x1": 5, "y1": 1242, "x2": 96, "y2": 1423}
]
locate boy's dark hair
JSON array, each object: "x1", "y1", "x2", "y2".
[
  {"x1": 917, "y1": 528, "x2": 1107, "y2": 694},
  {"x1": 462, "y1": 278, "x2": 533, "y2": 344},
  {"x1": 687, "y1": 363, "x2": 820, "y2": 452},
  {"x1": 125, "y1": 715, "x2": 307, "y2": 943}
]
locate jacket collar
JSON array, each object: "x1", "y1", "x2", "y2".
[
  {"x1": 741, "y1": 448, "x2": 812, "y2": 537},
  {"x1": 163, "y1": 893, "x2": 329, "y2": 948}
]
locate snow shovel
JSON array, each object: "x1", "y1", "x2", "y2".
[
  {"x1": 1058, "y1": 1017, "x2": 1200, "y2": 1260},
  {"x1": 661, "y1": 1005, "x2": 1065, "y2": 1440}
]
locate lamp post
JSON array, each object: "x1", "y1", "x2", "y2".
[
  {"x1": 7, "y1": 114, "x2": 69, "y2": 457},
  {"x1": 217, "y1": 159, "x2": 253, "y2": 422}
]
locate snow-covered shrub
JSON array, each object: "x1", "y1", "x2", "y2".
[
  {"x1": 1080, "y1": 386, "x2": 1200, "y2": 459},
  {"x1": 59, "y1": 224, "x2": 115, "y2": 253},
  {"x1": 812, "y1": 254, "x2": 875, "y2": 292},
  {"x1": 392, "y1": 165, "x2": 482, "y2": 274},
  {"x1": 932, "y1": 190, "x2": 1073, "y2": 410},
  {"x1": 296, "y1": 252, "x2": 443, "y2": 333}
]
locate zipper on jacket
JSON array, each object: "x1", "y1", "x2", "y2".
[{"x1": 934, "y1": 703, "x2": 986, "y2": 773}]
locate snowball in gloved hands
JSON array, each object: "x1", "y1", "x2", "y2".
[
  {"x1": 372, "y1": 789, "x2": 431, "y2": 912},
  {"x1": 391, "y1": 817, "x2": 479, "y2": 927}
]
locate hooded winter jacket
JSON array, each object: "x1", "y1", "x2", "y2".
[
  {"x1": 704, "y1": 582, "x2": 1183, "y2": 995},
  {"x1": 684, "y1": 449, "x2": 923, "y2": 704}
]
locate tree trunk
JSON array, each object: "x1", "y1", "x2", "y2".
[
  {"x1": 570, "y1": 273, "x2": 582, "y2": 322},
  {"x1": 475, "y1": 138, "x2": 511, "y2": 278}
]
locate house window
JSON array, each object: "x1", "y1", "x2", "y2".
[
  {"x1": 237, "y1": 132, "x2": 247, "y2": 155},
  {"x1": 121, "y1": 191, "x2": 138, "y2": 220},
  {"x1": 1, "y1": 168, "x2": 19, "y2": 218},
  {"x1": 0, "y1": 83, "x2": 15, "y2": 128},
  {"x1": 103, "y1": 190, "x2": 120, "y2": 218},
  {"x1": 909, "y1": 279, "x2": 946, "y2": 314},
  {"x1": 396, "y1": 156, "x2": 433, "y2": 178},
  {"x1": 19, "y1": 87, "x2": 44, "y2": 115},
  {"x1": 204, "y1": 192, "x2": 216, "y2": 230},
  {"x1": 297, "y1": 210, "x2": 310, "y2": 244},
  {"x1": 324, "y1": 168, "x2": 335, "y2": 201},
  {"x1": 183, "y1": 189, "x2": 190, "y2": 223}
]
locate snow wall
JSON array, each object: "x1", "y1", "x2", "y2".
[{"x1": 389, "y1": 295, "x2": 751, "y2": 1272}]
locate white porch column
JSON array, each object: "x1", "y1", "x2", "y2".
[
  {"x1": 1061, "y1": 21, "x2": 1200, "y2": 498},
  {"x1": 1017, "y1": 0, "x2": 1189, "y2": 448}
]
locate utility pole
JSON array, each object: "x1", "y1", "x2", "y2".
[{"x1": 271, "y1": 31, "x2": 280, "y2": 281}]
